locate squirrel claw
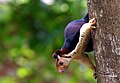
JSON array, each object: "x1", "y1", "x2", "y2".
[{"x1": 89, "y1": 18, "x2": 97, "y2": 26}]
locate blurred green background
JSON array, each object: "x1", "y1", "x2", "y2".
[{"x1": 0, "y1": 0, "x2": 96, "y2": 83}]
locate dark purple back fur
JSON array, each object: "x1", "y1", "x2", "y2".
[{"x1": 61, "y1": 14, "x2": 93, "y2": 53}]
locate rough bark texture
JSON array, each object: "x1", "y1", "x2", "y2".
[{"x1": 87, "y1": 0, "x2": 120, "y2": 83}]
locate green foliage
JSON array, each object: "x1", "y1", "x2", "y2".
[{"x1": 0, "y1": 0, "x2": 96, "y2": 83}]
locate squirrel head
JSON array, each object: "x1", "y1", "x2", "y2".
[
  {"x1": 56, "y1": 55, "x2": 72, "y2": 73},
  {"x1": 52, "y1": 49, "x2": 72, "y2": 73}
]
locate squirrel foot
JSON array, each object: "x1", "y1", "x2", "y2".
[
  {"x1": 93, "y1": 72, "x2": 97, "y2": 79},
  {"x1": 93, "y1": 67, "x2": 97, "y2": 79}
]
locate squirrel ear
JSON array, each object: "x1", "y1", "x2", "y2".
[
  {"x1": 55, "y1": 49, "x2": 60, "y2": 52},
  {"x1": 52, "y1": 53, "x2": 58, "y2": 59},
  {"x1": 52, "y1": 49, "x2": 62, "y2": 59},
  {"x1": 55, "y1": 49, "x2": 62, "y2": 55}
]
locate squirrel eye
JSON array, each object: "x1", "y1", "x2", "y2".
[{"x1": 59, "y1": 61, "x2": 63, "y2": 65}]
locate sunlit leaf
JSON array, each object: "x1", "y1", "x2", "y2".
[{"x1": 17, "y1": 67, "x2": 31, "y2": 78}]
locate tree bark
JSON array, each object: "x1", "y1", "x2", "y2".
[{"x1": 87, "y1": 0, "x2": 120, "y2": 83}]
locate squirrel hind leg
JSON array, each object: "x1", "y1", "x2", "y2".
[{"x1": 93, "y1": 71, "x2": 97, "y2": 79}]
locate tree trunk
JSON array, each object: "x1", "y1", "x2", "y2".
[{"x1": 87, "y1": 0, "x2": 120, "y2": 83}]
